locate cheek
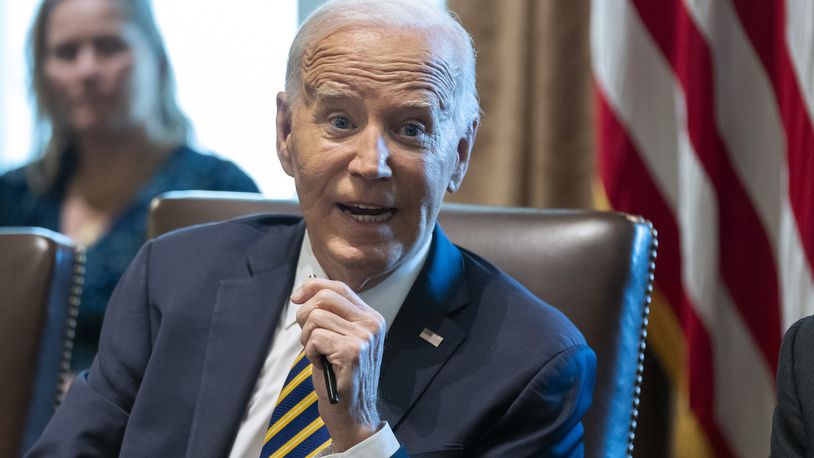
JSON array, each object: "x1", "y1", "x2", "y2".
[
  {"x1": 417, "y1": 152, "x2": 454, "y2": 193},
  {"x1": 290, "y1": 126, "x2": 346, "y2": 178},
  {"x1": 112, "y1": 59, "x2": 137, "y2": 92},
  {"x1": 101, "y1": 47, "x2": 136, "y2": 87},
  {"x1": 43, "y1": 61, "x2": 71, "y2": 92},
  {"x1": 289, "y1": 138, "x2": 333, "y2": 195},
  {"x1": 290, "y1": 136, "x2": 317, "y2": 176}
]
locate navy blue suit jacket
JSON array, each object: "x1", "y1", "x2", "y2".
[{"x1": 29, "y1": 215, "x2": 596, "y2": 457}]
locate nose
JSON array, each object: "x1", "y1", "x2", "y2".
[
  {"x1": 75, "y1": 46, "x2": 101, "y2": 79},
  {"x1": 348, "y1": 126, "x2": 393, "y2": 181}
]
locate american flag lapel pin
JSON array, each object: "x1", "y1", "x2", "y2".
[{"x1": 419, "y1": 328, "x2": 444, "y2": 347}]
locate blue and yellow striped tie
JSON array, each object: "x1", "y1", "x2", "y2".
[{"x1": 260, "y1": 351, "x2": 332, "y2": 458}]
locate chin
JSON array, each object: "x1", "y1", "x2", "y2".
[
  {"x1": 335, "y1": 243, "x2": 394, "y2": 267},
  {"x1": 71, "y1": 116, "x2": 108, "y2": 133},
  {"x1": 326, "y1": 238, "x2": 400, "y2": 277}
]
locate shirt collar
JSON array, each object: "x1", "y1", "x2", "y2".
[{"x1": 283, "y1": 229, "x2": 434, "y2": 330}]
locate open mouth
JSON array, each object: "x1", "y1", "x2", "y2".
[{"x1": 337, "y1": 203, "x2": 397, "y2": 223}]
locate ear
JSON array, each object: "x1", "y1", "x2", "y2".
[
  {"x1": 447, "y1": 118, "x2": 479, "y2": 193},
  {"x1": 276, "y1": 91, "x2": 295, "y2": 177}
]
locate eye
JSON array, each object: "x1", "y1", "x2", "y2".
[
  {"x1": 94, "y1": 36, "x2": 127, "y2": 56},
  {"x1": 52, "y1": 42, "x2": 79, "y2": 61},
  {"x1": 329, "y1": 115, "x2": 355, "y2": 130},
  {"x1": 398, "y1": 122, "x2": 425, "y2": 137}
]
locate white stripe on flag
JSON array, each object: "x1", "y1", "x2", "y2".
[
  {"x1": 786, "y1": 0, "x2": 814, "y2": 124},
  {"x1": 712, "y1": 288, "x2": 776, "y2": 458}
]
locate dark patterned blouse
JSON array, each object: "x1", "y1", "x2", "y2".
[{"x1": 0, "y1": 146, "x2": 260, "y2": 370}]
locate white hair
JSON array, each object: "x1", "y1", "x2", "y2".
[{"x1": 285, "y1": 0, "x2": 480, "y2": 135}]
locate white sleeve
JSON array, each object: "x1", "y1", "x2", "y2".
[{"x1": 319, "y1": 422, "x2": 400, "y2": 457}]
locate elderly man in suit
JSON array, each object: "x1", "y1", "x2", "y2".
[
  {"x1": 772, "y1": 315, "x2": 814, "y2": 457},
  {"x1": 29, "y1": 0, "x2": 595, "y2": 456}
]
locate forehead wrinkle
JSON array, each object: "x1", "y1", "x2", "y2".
[{"x1": 301, "y1": 44, "x2": 457, "y2": 112}]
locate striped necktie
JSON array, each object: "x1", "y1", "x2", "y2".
[{"x1": 260, "y1": 351, "x2": 332, "y2": 458}]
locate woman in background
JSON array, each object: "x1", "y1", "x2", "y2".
[{"x1": 0, "y1": 0, "x2": 259, "y2": 370}]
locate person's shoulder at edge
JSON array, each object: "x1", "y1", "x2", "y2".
[
  {"x1": 793, "y1": 314, "x2": 814, "y2": 337},
  {"x1": 0, "y1": 165, "x2": 29, "y2": 189},
  {"x1": 0, "y1": 166, "x2": 36, "y2": 222},
  {"x1": 785, "y1": 315, "x2": 814, "y2": 359},
  {"x1": 169, "y1": 145, "x2": 260, "y2": 193}
]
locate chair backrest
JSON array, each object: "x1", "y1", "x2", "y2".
[
  {"x1": 0, "y1": 228, "x2": 83, "y2": 456},
  {"x1": 148, "y1": 190, "x2": 657, "y2": 458}
]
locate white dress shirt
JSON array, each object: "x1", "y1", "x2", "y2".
[{"x1": 229, "y1": 230, "x2": 433, "y2": 457}]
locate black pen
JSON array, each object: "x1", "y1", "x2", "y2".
[
  {"x1": 321, "y1": 355, "x2": 339, "y2": 404},
  {"x1": 308, "y1": 273, "x2": 340, "y2": 404}
]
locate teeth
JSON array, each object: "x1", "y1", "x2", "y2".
[
  {"x1": 341, "y1": 208, "x2": 394, "y2": 223},
  {"x1": 352, "y1": 204, "x2": 383, "y2": 210}
]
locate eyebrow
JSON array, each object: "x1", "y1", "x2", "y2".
[
  {"x1": 312, "y1": 86, "x2": 350, "y2": 100},
  {"x1": 397, "y1": 99, "x2": 435, "y2": 110}
]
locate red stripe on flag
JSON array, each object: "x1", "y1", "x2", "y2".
[
  {"x1": 731, "y1": 0, "x2": 814, "y2": 283},
  {"x1": 596, "y1": 89, "x2": 735, "y2": 458},
  {"x1": 631, "y1": 0, "x2": 782, "y2": 372}
]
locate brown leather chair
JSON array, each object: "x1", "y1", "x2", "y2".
[
  {"x1": 0, "y1": 228, "x2": 84, "y2": 457},
  {"x1": 148, "y1": 190, "x2": 657, "y2": 458}
]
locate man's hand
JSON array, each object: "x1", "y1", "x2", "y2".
[{"x1": 292, "y1": 278, "x2": 387, "y2": 452}]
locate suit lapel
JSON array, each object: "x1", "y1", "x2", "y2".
[
  {"x1": 186, "y1": 220, "x2": 305, "y2": 458},
  {"x1": 378, "y1": 226, "x2": 470, "y2": 428}
]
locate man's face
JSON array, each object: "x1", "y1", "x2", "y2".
[{"x1": 277, "y1": 26, "x2": 474, "y2": 290}]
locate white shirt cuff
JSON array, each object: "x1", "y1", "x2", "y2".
[{"x1": 319, "y1": 421, "x2": 400, "y2": 457}]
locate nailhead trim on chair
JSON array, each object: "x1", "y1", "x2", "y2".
[
  {"x1": 54, "y1": 248, "x2": 85, "y2": 410},
  {"x1": 627, "y1": 218, "x2": 658, "y2": 457}
]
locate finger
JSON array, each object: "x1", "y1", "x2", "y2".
[
  {"x1": 299, "y1": 307, "x2": 354, "y2": 347},
  {"x1": 291, "y1": 278, "x2": 364, "y2": 308},
  {"x1": 303, "y1": 327, "x2": 344, "y2": 371},
  {"x1": 295, "y1": 288, "x2": 371, "y2": 326},
  {"x1": 299, "y1": 307, "x2": 383, "y2": 358},
  {"x1": 306, "y1": 350, "x2": 332, "y2": 406}
]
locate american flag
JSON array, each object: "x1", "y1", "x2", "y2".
[{"x1": 592, "y1": 0, "x2": 814, "y2": 456}]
